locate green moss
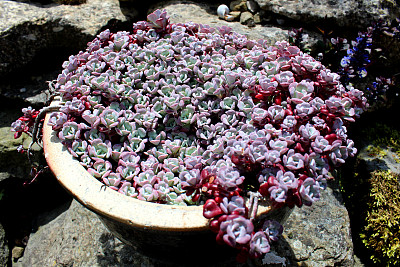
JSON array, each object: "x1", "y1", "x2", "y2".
[
  {"x1": 366, "y1": 144, "x2": 387, "y2": 158},
  {"x1": 338, "y1": 119, "x2": 400, "y2": 265},
  {"x1": 360, "y1": 170, "x2": 400, "y2": 266},
  {"x1": 362, "y1": 123, "x2": 400, "y2": 162}
]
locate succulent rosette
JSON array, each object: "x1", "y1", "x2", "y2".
[{"x1": 12, "y1": 9, "x2": 368, "y2": 262}]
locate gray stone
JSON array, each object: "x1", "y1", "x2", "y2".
[
  {"x1": 0, "y1": 107, "x2": 42, "y2": 182},
  {"x1": 246, "y1": 0, "x2": 259, "y2": 13},
  {"x1": 16, "y1": 186, "x2": 354, "y2": 267},
  {"x1": 254, "y1": 0, "x2": 399, "y2": 28},
  {"x1": 12, "y1": 247, "x2": 24, "y2": 261},
  {"x1": 230, "y1": 0, "x2": 248, "y2": 12},
  {"x1": 357, "y1": 145, "x2": 400, "y2": 174},
  {"x1": 15, "y1": 200, "x2": 242, "y2": 267},
  {"x1": 0, "y1": 0, "x2": 137, "y2": 78},
  {"x1": 154, "y1": 1, "x2": 289, "y2": 46},
  {"x1": 15, "y1": 200, "x2": 146, "y2": 267},
  {"x1": 0, "y1": 222, "x2": 9, "y2": 267},
  {"x1": 268, "y1": 186, "x2": 354, "y2": 266},
  {"x1": 240, "y1": 11, "x2": 254, "y2": 26},
  {"x1": 229, "y1": 11, "x2": 242, "y2": 21}
]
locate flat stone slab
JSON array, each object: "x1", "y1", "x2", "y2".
[
  {"x1": 157, "y1": 1, "x2": 289, "y2": 45},
  {"x1": 15, "y1": 185, "x2": 353, "y2": 266},
  {"x1": 0, "y1": 0, "x2": 137, "y2": 77},
  {"x1": 254, "y1": 0, "x2": 399, "y2": 28}
]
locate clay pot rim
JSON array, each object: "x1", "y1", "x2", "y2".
[{"x1": 42, "y1": 102, "x2": 272, "y2": 232}]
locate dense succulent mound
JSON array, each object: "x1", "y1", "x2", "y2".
[{"x1": 12, "y1": 9, "x2": 367, "y2": 261}]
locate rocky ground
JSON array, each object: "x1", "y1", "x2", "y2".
[{"x1": 0, "y1": 0, "x2": 399, "y2": 266}]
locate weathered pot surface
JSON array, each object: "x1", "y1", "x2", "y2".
[{"x1": 42, "y1": 106, "x2": 291, "y2": 263}]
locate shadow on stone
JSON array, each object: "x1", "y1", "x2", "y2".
[{"x1": 96, "y1": 233, "x2": 138, "y2": 266}]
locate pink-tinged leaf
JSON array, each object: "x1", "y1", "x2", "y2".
[{"x1": 203, "y1": 199, "x2": 224, "y2": 219}]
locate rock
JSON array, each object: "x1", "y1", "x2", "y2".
[
  {"x1": 12, "y1": 246, "x2": 24, "y2": 261},
  {"x1": 153, "y1": 1, "x2": 289, "y2": 45},
  {"x1": 246, "y1": 0, "x2": 259, "y2": 13},
  {"x1": 230, "y1": 0, "x2": 248, "y2": 12},
  {"x1": 16, "y1": 186, "x2": 354, "y2": 266},
  {"x1": 240, "y1": 11, "x2": 254, "y2": 26},
  {"x1": 268, "y1": 186, "x2": 355, "y2": 266},
  {"x1": 229, "y1": 11, "x2": 242, "y2": 21},
  {"x1": 0, "y1": 106, "x2": 41, "y2": 182},
  {"x1": 254, "y1": 0, "x2": 400, "y2": 29},
  {"x1": 0, "y1": 0, "x2": 137, "y2": 79},
  {"x1": 14, "y1": 200, "x2": 239, "y2": 267},
  {"x1": 0, "y1": 222, "x2": 9, "y2": 267}
]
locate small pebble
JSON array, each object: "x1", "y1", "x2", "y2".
[{"x1": 12, "y1": 246, "x2": 24, "y2": 260}]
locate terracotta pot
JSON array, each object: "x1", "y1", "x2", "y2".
[{"x1": 42, "y1": 108, "x2": 291, "y2": 264}]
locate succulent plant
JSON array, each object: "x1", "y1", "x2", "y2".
[{"x1": 11, "y1": 9, "x2": 368, "y2": 262}]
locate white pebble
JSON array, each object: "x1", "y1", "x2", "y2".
[{"x1": 217, "y1": 4, "x2": 230, "y2": 19}]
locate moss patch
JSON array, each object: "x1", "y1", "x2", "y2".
[
  {"x1": 339, "y1": 115, "x2": 400, "y2": 265},
  {"x1": 362, "y1": 122, "x2": 400, "y2": 162},
  {"x1": 360, "y1": 170, "x2": 400, "y2": 265}
]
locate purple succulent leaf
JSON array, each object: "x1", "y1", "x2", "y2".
[
  {"x1": 262, "y1": 220, "x2": 283, "y2": 242},
  {"x1": 184, "y1": 156, "x2": 203, "y2": 170},
  {"x1": 154, "y1": 180, "x2": 171, "y2": 198},
  {"x1": 84, "y1": 129, "x2": 106, "y2": 143},
  {"x1": 59, "y1": 97, "x2": 86, "y2": 115},
  {"x1": 48, "y1": 112, "x2": 68, "y2": 130},
  {"x1": 249, "y1": 231, "x2": 270, "y2": 258},
  {"x1": 118, "y1": 181, "x2": 138, "y2": 197},
  {"x1": 69, "y1": 140, "x2": 88, "y2": 158},
  {"x1": 118, "y1": 151, "x2": 141, "y2": 166},
  {"x1": 299, "y1": 123, "x2": 320, "y2": 141},
  {"x1": 103, "y1": 172, "x2": 122, "y2": 190},
  {"x1": 87, "y1": 158, "x2": 112, "y2": 179},
  {"x1": 160, "y1": 171, "x2": 179, "y2": 186},
  {"x1": 274, "y1": 71, "x2": 294, "y2": 87},
  {"x1": 251, "y1": 108, "x2": 268, "y2": 124},
  {"x1": 179, "y1": 169, "x2": 201, "y2": 188},
  {"x1": 116, "y1": 163, "x2": 140, "y2": 181},
  {"x1": 215, "y1": 166, "x2": 244, "y2": 190},
  {"x1": 147, "y1": 9, "x2": 169, "y2": 30},
  {"x1": 140, "y1": 154, "x2": 161, "y2": 173},
  {"x1": 308, "y1": 153, "x2": 330, "y2": 176},
  {"x1": 283, "y1": 149, "x2": 305, "y2": 171},
  {"x1": 299, "y1": 177, "x2": 320, "y2": 206},
  {"x1": 264, "y1": 150, "x2": 281, "y2": 165},
  {"x1": 135, "y1": 169, "x2": 158, "y2": 187},
  {"x1": 219, "y1": 215, "x2": 254, "y2": 247},
  {"x1": 82, "y1": 109, "x2": 102, "y2": 128},
  {"x1": 220, "y1": 196, "x2": 246, "y2": 215},
  {"x1": 269, "y1": 139, "x2": 289, "y2": 155},
  {"x1": 138, "y1": 184, "x2": 159, "y2": 202},
  {"x1": 80, "y1": 154, "x2": 93, "y2": 168},
  {"x1": 289, "y1": 80, "x2": 314, "y2": 104},
  {"x1": 88, "y1": 139, "x2": 112, "y2": 159},
  {"x1": 163, "y1": 157, "x2": 183, "y2": 173},
  {"x1": 268, "y1": 184, "x2": 288, "y2": 203},
  {"x1": 58, "y1": 122, "x2": 81, "y2": 141},
  {"x1": 249, "y1": 141, "x2": 268, "y2": 162},
  {"x1": 267, "y1": 105, "x2": 285, "y2": 122},
  {"x1": 111, "y1": 143, "x2": 125, "y2": 162},
  {"x1": 276, "y1": 170, "x2": 298, "y2": 190},
  {"x1": 329, "y1": 146, "x2": 348, "y2": 166},
  {"x1": 295, "y1": 102, "x2": 315, "y2": 118}
]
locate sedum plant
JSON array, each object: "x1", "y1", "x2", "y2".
[{"x1": 11, "y1": 9, "x2": 367, "y2": 262}]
